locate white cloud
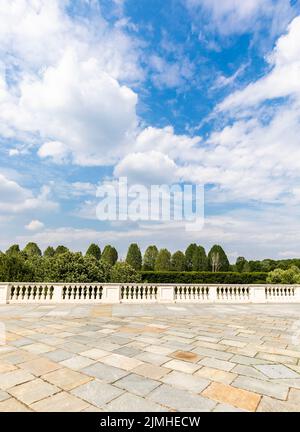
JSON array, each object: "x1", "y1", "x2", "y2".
[
  {"x1": 38, "y1": 141, "x2": 70, "y2": 164},
  {"x1": 114, "y1": 150, "x2": 178, "y2": 184},
  {"x1": 0, "y1": 174, "x2": 58, "y2": 214},
  {"x1": 186, "y1": 0, "x2": 297, "y2": 36},
  {"x1": 25, "y1": 219, "x2": 44, "y2": 231},
  {"x1": 0, "y1": 0, "x2": 141, "y2": 166},
  {"x1": 219, "y1": 16, "x2": 300, "y2": 111}
]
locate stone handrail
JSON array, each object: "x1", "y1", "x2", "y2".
[{"x1": 1, "y1": 283, "x2": 300, "y2": 304}]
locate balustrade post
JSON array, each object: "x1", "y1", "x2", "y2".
[
  {"x1": 158, "y1": 285, "x2": 175, "y2": 302},
  {"x1": 251, "y1": 286, "x2": 266, "y2": 303},
  {"x1": 103, "y1": 284, "x2": 121, "y2": 303},
  {"x1": 52, "y1": 285, "x2": 63, "y2": 303},
  {"x1": 0, "y1": 284, "x2": 10, "y2": 304},
  {"x1": 209, "y1": 286, "x2": 217, "y2": 302}
]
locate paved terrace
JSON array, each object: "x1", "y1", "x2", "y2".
[{"x1": 1, "y1": 303, "x2": 300, "y2": 412}]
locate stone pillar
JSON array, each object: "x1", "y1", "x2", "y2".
[
  {"x1": 209, "y1": 286, "x2": 217, "y2": 302},
  {"x1": 251, "y1": 286, "x2": 266, "y2": 303},
  {"x1": 52, "y1": 285, "x2": 63, "y2": 303},
  {"x1": 158, "y1": 285, "x2": 175, "y2": 303},
  {"x1": 0, "y1": 284, "x2": 10, "y2": 304},
  {"x1": 103, "y1": 285, "x2": 121, "y2": 303}
]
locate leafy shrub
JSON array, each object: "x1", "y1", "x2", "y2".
[
  {"x1": 110, "y1": 262, "x2": 141, "y2": 283},
  {"x1": 140, "y1": 271, "x2": 267, "y2": 284}
]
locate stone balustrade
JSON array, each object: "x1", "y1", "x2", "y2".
[{"x1": 1, "y1": 283, "x2": 300, "y2": 304}]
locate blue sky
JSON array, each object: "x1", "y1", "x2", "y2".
[{"x1": 1, "y1": 0, "x2": 300, "y2": 261}]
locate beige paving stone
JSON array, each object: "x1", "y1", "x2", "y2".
[
  {"x1": 162, "y1": 359, "x2": 200, "y2": 374},
  {"x1": 256, "y1": 352, "x2": 297, "y2": 365},
  {"x1": 22, "y1": 343, "x2": 55, "y2": 354},
  {"x1": 80, "y1": 349, "x2": 110, "y2": 360},
  {"x1": 133, "y1": 363, "x2": 171, "y2": 380},
  {"x1": 0, "y1": 397, "x2": 31, "y2": 412},
  {"x1": 0, "y1": 362, "x2": 17, "y2": 373},
  {"x1": 30, "y1": 391, "x2": 90, "y2": 412},
  {"x1": 60, "y1": 355, "x2": 96, "y2": 370},
  {"x1": 19, "y1": 358, "x2": 62, "y2": 376},
  {"x1": 144, "y1": 345, "x2": 175, "y2": 355},
  {"x1": 8, "y1": 378, "x2": 59, "y2": 405},
  {"x1": 195, "y1": 366, "x2": 237, "y2": 384},
  {"x1": 220, "y1": 339, "x2": 247, "y2": 348},
  {"x1": 42, "y1": 368, "x2": 92, "y2": 390},
  {"x1": 100, "y1": 353, "x2": 143, "y2": 371},
  {"x1": 202, "y1": 381, "x2": 260, "y2": 412},
  {"x1": 0, "y1": 369, "x2": 35, "y2": 390}
]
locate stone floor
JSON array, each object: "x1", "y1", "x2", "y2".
[{"x1": 1, "y1": 303, "x2": 300, "y2": 412}]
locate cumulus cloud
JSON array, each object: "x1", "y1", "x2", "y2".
[
  {"x1": 25, "y1": 219, "x2": 44, "y2": 231},
  {"x1": 0, "y1": 0, "x2": 140, "y2": 165},
  {"x1": 114, "y1": 150, "x2": 178, "y2": 184},
  {"x1": 0, "y1": 174, "x2": 58, "y2": 214},
  {"x1": 186, "y1": 0, "x2": 297, "y2": 37}
]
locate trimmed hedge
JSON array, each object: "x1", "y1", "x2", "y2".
[{"x1": 140, "y1": 271, "x2": 267, "y2": 284}]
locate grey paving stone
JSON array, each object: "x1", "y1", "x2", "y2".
[
  {"x1": 114, "y1": 373, "x2": 160, "y2": 397},
  {"x1": 162, "y1": 371, "x2": 210, "y2": 393},
  {"x1": 81, "y1": 362, "x2": 128, "y2": 383},
  {"x1": 148, "y1": 384, "x2": 216, "y2": 411},
  {"x1": 44, "y1": 349, "x2": 74, "y2": 362},
  {"x1": 232, "y1": 376, "x2": 289, "y2": 400},
  {"x1": 71, "y1": 380, "x2": 123, "y2": 408},
  {"x1": 192, "y1": 347, "x2": 233, "y2": 361},
  {"x1": 255, "y1": 364, "x2": 300, "y2": 379},
  {"x1": 232, "y1": 364, "x2": 268, "y2": 380},
  {"x1": 135, "y1": 352, "x2": 170, "y2": 366},
  {"x1": 230, "y1": 355, "x2": 272, "y2": 366},
  {"x1": 103, "y1": 393, "x2": 165, "y2": 412},
  {"x1": 112, "y1": 347, "x2": 142, "y2": 358},
  {"x1": 199, "y1": 357, "x2": 235, "y2": 372}
]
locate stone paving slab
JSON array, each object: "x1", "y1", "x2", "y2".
[{"x1": 1, "y1": 303, "x2": 300, "y2": 412}]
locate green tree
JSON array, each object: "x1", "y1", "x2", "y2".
[
  {"x1": 6, "y1": 244, "x2": 20, "y2": 256},
  {"x1": 171, "y1": 251, "x2": 186, "y2": 271},
  {"x1": 267, "y1": 265, "x2": 300, "y2": 284},
  {"x1": 86, "y1": 243, "x2": 101, "y2": 260},
  {"x1": 143, "y1": 245, "x2": 158, "y2": 270},
  {"x1": 208, "y1": 245, "x2": 230, "y2": 272},
  {"x1": 155, "y1": 248, "x2": 171, "y2": 271},
  {"x1": 192, "y1": 246, "x2": 208, "y2": 271},
  {"x1": 236, "y1": 257, "x2": 248, "y2": 273},
  {"x1": 185, "y1": 243, "x2": 198, "y2": 271},
  {"x1": 126, "y1": 243, "x2": 142, "y2": 270},
  {"x1": 0, "y1": 253, "x2": 33, "y2": 281},
  {"x1": 42, "y1": 252, "x2": 109, "y2": 283},
  {"x1": 44, "y1": 246, "x2": 55, "y2": 258},
  {"x1": 23, "y1": 242, "x2": 42, "y2": 257},
  {"x1": 101, "y1": 245, "x2": 118, "y2": 266},
  {"x1": 110, "y1": 262, "x2": 141, "y2": 283},
  {"x1": 55, "y1": 245, "x2": 69, "y2": 255}
]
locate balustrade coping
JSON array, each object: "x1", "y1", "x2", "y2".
[{"x1": 1, "y1": 282, "x2": 300, "y2": 287}]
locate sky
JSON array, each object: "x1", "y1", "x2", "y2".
[{"x1": 1, "y1": 0, "x2": 300, "y2": 261}]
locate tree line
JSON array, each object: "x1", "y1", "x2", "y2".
[{"x1": 0, "y1": 241, "x2": 299, "y2": 283}]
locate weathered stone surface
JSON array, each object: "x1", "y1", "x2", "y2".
[
  {"x1": 42, "y1": 368, "x2": 92, "y2": 390},
  {"x1": 232, "y1": 376, "x2": 289, "y2": 400},
  {"x1": 202, "y1": 382, "x2": 260, "y2": 412},
  {"x1": 114, "y1": 373, "x2": 160, "y2": 397},
  {"x1": 148, "y1": 384, "x2": 216, "y2": 411},
  {"x1": 71, "y1": 380, "x2": 123, "y2": 408},
  {"x1": 9, "y1": 379, "x2": 58, "y2": 405}
]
